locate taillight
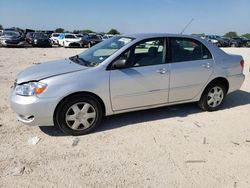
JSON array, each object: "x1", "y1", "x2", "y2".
[{"x1": 240, "y1": 60, "x2": 244, "y2": 69}]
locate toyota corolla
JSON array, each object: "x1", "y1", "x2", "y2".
[{"x1": 10, "y1": 33, "x2": 245, "y2": 135}]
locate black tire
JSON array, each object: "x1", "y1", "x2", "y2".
[
  {"x1": 216, "y1": 43, "x2": 222, "y2": 47},
  {"x1": 54, "y1": 94, "x2": 103, "y2": 136},
  {"x1": 198, "y1": 81, "x2": 226, "y2": 111}
]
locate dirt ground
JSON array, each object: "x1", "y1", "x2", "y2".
[{"x1": 0, "y1": 47, "x2": 250, "y2": 188}]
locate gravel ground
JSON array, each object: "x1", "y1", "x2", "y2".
[{"x1": 0, "y1": 47, "x2": 250, "y2": 187}]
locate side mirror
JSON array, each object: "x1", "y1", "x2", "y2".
[{"x1": 112, "y1": 59, "x2": 127, "y2": 69}]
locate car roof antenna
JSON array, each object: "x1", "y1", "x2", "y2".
[{"x1": 180, "y1": 18, "x2": 194, "y2": 35}]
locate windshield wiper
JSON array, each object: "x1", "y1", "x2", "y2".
[{"x1": 69, "y1": 55, "x2": 97, "y2": 67}]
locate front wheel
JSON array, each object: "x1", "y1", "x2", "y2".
[
  {"x1": 55, "y1": 94, "x2": 103, "y2": 135},
  {"x1": 198, "y1": 82, "x2": 226, "y2": 111}
]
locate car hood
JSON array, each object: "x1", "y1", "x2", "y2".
[{"x1": 16, "y1": 58, "x2": 87, "y2": 84}]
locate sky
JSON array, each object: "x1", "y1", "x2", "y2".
[{"x1": 0, "y1": 0, "x2": 249, "y2": 35}]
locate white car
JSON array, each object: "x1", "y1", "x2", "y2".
[
  {"x1": 50, "y1": 33, "x2": 60, "y2": 45},
  {"x1": 58, "y1": 33, "x2": 83, "y2": 48}
]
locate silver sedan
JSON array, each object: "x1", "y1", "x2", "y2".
[{"x1": 10, "y1": 33, "x2": 245, "y2": 135}]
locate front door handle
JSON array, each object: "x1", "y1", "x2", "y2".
[{"x1": 156, "y1": 68, "x2": 167, "y2": 74}]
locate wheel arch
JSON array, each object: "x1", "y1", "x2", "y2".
[
  {"x1": 202, "y1": 77, "x2": 229, "y2": 97},
  {"x1": 53, "y1": 91, "x2": 106, "y2": 124}
]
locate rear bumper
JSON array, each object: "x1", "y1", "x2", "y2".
[{"x1": 227, "y1": 74, "x2": 245, "y2": 93}]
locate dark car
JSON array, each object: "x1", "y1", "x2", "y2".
[
  {"x1": 232, "y1": 37, "x2": 249, "y2": 47},
  {"x1": 88, "y1": 34, "x2": 103, "y2": 46},
  {"x1": 221, "y1": 37, "x2": 238, "y2": 47},
  {"x1": 76, "y1": 33, "x2": 103, "y2": 48},
  {"x1": 206, "y1": 35, "x2": 230, "y2": 47},
  {"x1": 0, "y1": 31, "x2": 26, "y2": 47},
  {"x1": 32, "y1": 33, "x2": 52, "y2": 47}
]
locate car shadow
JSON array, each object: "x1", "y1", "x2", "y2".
[{"x1": 39, "y1": 90, "x2": 250, "y2": 137}]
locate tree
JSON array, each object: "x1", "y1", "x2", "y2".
[
  {"x1": 0, "y1": 24, "x2": 3, "y2": 30},
  {"x1": 107, "y1": 28, "x2": 120, "y2": 35},
  {"x1": 73, "y1": 30, "x2": 80, "y2": 34},
  {"x1": 224, "y1": 32, "x2": 238, "y2": 38},
  {"x1": 81, "y1": 29, "x2": 94, "y2": 33},
  {"x1": 241, "y1": 33, "x2": 250, "y2": 39},
  {"x1": 55, "y1": 28, "x2": 64, "y2": 33}
]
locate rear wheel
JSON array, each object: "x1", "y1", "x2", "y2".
[
  {"x1": 55, "y1": 94, "x2": 103, "y2": 135},
  {"x1": 198, "y1": 81, "x2": 226, "y2": 111}
]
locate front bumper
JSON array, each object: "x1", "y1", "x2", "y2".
[{"x1": 10, "y1": 89, "x2": 58, "y2": 126}]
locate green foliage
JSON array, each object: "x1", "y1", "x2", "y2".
[
  {"x1": 107, "y1": 28, "x2": 120, "y2": 35},
  {"x1": 224, "y1": 32, "x2": 238, "y2": 38},
  {"x1": 241, "y1": 33, "x2": 250, "y2": 39},
  {"x1": 55, "y1": 28, "x2": 65, "y2": 33}
]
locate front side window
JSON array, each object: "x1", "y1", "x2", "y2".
[
  {"x1": 170, "y1": 38, "x2": 212, "y2": 62},
  {"x1": 114, "y1": 38, "x2": 165, "y2": 68}
]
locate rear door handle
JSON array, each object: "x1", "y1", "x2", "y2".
[
  {"x1": 203, "y1": 63, "x2": 212, "y2": 69},
  {"x1": 156, "y1": 68, "x2": 167, "y2": 74}
]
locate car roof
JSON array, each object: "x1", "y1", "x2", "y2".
[{"x1": 122, "y1": 33, "x2": 200, "y2": 40}]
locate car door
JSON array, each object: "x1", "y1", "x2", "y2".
[
  {"x1": 109, "y1": 38, "x2": 170, "y2": 111},
  {"x1": 168, "y1": 37, "x2": 214, "y2": 102}
]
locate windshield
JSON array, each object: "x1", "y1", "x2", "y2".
[
  {"x1": 70, "y1": 36, "x2": 134, "y2": 67},
  {"x1": 33, "y1": 33, "x2": 49, "y2": 39},
  {"x1": 3, "y1": 31, "x2": 20, "y2": 37}
]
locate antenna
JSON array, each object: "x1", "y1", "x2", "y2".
[{"x1": 180, "y1": 18, "x2": 194, "y2": 34}]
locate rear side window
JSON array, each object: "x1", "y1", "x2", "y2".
[{"x1": 170, "y1": 38, "x2": 212, "y2": 63}]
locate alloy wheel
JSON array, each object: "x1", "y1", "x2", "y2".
[{"x1": 207, "y1": 86, "x2": 224, "y2": 108}]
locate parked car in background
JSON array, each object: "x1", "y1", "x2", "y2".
[
  {"x1": 25, "y1": 32, "x2": 34, "y2": 44},
  {"x1": 58, "y1": 33, "x2": 83, "y2": 47},
  {"x1": 32, "y1": 32, "x2": 52, "y2": 47},
  {"x1": 50, "y1": 33, "x2": 60, "y2": 45},
  {"x1": 206, "y1": 35, "x2": 229, "y2": 47},
  {"x1": 75, "y1": 34, "x2": 92, "y2": 48},
  {"x1": 232, "y1": 37, "x2": 249, "y2": 47},
  {"x1": 0, "y1": 31, "x2": 26, "y2": 47},
  {"x1": 10, "y1": 33, "x2": 245, "y2": 135},
  {"x1": 63, "y1": 33, "x2": 103, "y2": 48},
  {"x1": 87, "y1": 33, "x2": 103, "y2": 46},
  {"x1": 221, "y1": 37, "x2": 238, "y2": 47}
]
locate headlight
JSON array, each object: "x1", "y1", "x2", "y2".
[{"x1": 15, "y1": 82, "x2": 47, "y2": 96}]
